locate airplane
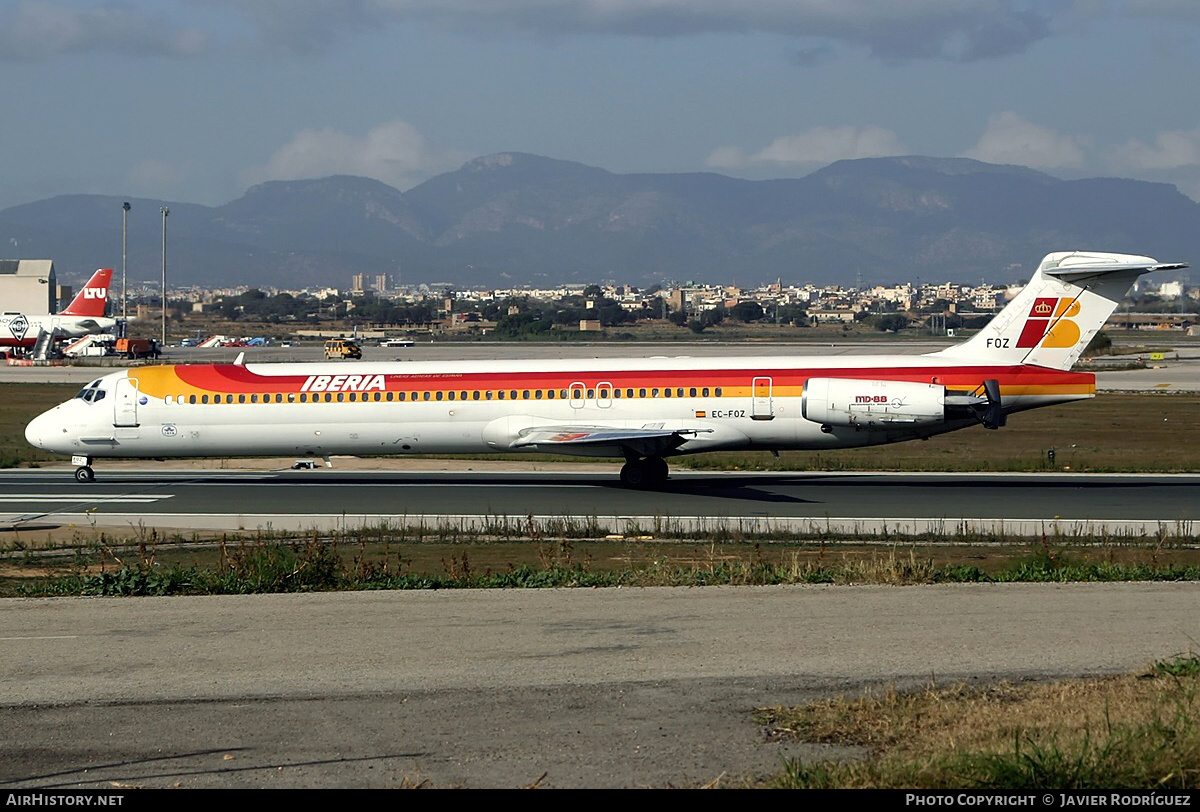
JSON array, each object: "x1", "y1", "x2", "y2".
[
  {"x1": 1, "y1": 268, "x2": 117, "y2": 351},
  {"x1": 24, "y1": 251, "x2": 1186, "y2": 486}
]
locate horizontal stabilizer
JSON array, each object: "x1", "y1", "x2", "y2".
[{"x1": 1041, "y1": 259, "x2": 1187, "y2": 282}]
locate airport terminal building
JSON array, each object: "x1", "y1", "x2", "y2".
[{"x1": 0, "y1": 259, "x2": 57, "y2": 313}]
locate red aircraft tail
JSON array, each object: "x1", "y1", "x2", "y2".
[{"x1": 59, "y1": 268, "x2": 113, "y2": 317}]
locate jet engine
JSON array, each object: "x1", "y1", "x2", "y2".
[{"x1": 801, "y1": 378, "x2": 946, "y2": 429}]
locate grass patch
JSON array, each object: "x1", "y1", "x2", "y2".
[
  {"x1": 7, "y1": 523, "x2": 1200, "y2": 597},
  {"x1": 755, "y1": 654, "x2": 1200, "y2": 788}
]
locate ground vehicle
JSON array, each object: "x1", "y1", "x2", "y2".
[
  {"x1": 379, "y1": 338, "x2": 415, "y2": 348},
  {"x1": 323, "y1": 339, "x2": 362, "y2": 359},
  {"x1": 115, "y1": 337, "x2": 160, "y2": 359}
]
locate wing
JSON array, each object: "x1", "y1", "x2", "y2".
[{"x1": 511, "y1": 424, "x2": 714, "y2": 458}]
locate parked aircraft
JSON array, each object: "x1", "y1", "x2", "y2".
[
  {"x1": 1, "y1": 268, "x2": 116, "y2": 351},
  {"x1": 25, "y1": 252, "x2": 1185, "y2": 486}
]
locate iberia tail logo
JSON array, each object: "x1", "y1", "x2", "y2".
[{"x1": 1016, "y1": 297, "x2": 1081, "y2": 348}]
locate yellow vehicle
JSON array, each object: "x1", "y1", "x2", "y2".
[{"x1": 323, "y1": 338, "x2": 362, "y2": 360}]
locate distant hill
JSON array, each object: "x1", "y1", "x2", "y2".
[{"x1": 1, "y1": 153, "x2": 1197, "y2": 289}]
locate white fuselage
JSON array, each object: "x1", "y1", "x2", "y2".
[{"x1": 24, "y1": 354, "x2": 1092, "y2": 463}]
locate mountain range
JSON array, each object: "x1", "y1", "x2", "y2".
[{"x1": 1, "y1": 152, "x2": 1197, "y2": 290}]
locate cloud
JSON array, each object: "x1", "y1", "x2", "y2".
[
  {"x1": 202, "y1": 1, "x2": 1082, "y2": 62},
  {"x1": 706, "y1": 126, "x2": 908, "y2": 170},
  {"x1": 11, "y1": 2, "x2": 1197, "y2": 64},
  {"x1": 241, "y1": 119, "x2": 468, "y2": 190},
  {"x1": 127, "y1": 158, "x2": 189, "y2": 198},
  {"x1": 959, "y1": 111, "x2": 1086, "y2": 169},
  {"x1": 1109, "y1": 128, "x2": 1200, "y2": 170},
  {"x1": 0, "y1": 1, "x2": 210, "y2": 60},
  {"x1": 361, "y1": 1, "x2": 1065, "y2": 60}
]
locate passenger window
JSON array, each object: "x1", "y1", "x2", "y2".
[
  {"x1": 473, "y1": 391, "x2": 481, "y2": 400},
  {"x1": 702, "y1": 388, "x2": 710, "y2": 397},
  {"x1": 510, "y1": 390, "x2": 517, "y2": 400},
  {"x1": 189, "y1": 395, "x2": 197, "y2": 404},
  {"x1": 447, "y1": 391, "x2": 455, "y2": 401},
  {"x1": 534, "y1": 390, "x2": 542, "y2": 400},
  {"x1": 664, "y1": 389, "x2": 671, "y2": 398},
  {"x1": 202, "y1": 395, "x2": 209, "y2": 404},
  {"x1": 288, "y1": 393, "x2": 297, "y2": 403},
  {"x1": 436, "y1": 391, "x2": 444, "y2": 401},
  {"x1": 522, "y1": 390, "x2": 530, "y2": 400},
  {"x1": 715, "y1": 387, "x2": 723, "y2": 397},
  {"x1": 689, "y1": 388, "x2": 697, "y2": 397}
]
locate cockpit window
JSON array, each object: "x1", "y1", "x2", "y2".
[{"x1": 74, "y1": 380, "x2": 106, "y2": 403}]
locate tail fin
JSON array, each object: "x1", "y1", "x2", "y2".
[
  {"x1": 931, "y1": 252, "x2": 1186, "y2": 370},
  {"x1": 59, "y1": 268, "x2": 113, "y2": 317}
]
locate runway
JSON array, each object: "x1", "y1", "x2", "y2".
[{"x1": 3, "y1": 468, "x2": 1198, "y2": 536}]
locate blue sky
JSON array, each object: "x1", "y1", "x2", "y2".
[{"x1": 3, "y1": 1, "x2": 1200, "y2": 212}]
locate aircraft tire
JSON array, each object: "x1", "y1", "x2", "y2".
[
  {"x1": 74, "y1": 466, "x2": 95, "y2": 483},
  {"x1": 620, "y1": 458, "x2": 668, "y2": 489}
]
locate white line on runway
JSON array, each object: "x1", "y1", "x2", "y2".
[{"x1": 0, "y1": 495, "x2": 174, "y2": 503}]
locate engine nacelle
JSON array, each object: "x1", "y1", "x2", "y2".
[{"x1": 801, "y1": 378, "x2": 946, "y2": 429}]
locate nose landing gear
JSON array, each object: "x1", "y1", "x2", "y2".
[{"x1": 71, "y1": 455, "x2": 95, "y2": 483}]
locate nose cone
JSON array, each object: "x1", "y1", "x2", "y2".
[{"x1": 24, "y1": 408, "x2": 57, "y2": 451}]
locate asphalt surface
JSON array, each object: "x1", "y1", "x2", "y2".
[
  {"x1": 3, "y1": 469, "x2": 1200, "y2": 537},
  {"x1": 2, "y1": 583, "x2": 1198, "y2": 789}
]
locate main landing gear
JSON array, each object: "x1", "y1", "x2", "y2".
[
  {"x1": 619, "y1": 456, "x2": 668, "y2": 488},
  {"x1": 72, "y1": 455, "x2": 95, "y2": 483}
]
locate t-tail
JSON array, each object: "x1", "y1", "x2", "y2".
[
  {"x1": 932, "y1": 252, "x2": 1187, "y2": 371},
  {"x1": 59, "y1": 268, "x2": 113, "y2": 318}
]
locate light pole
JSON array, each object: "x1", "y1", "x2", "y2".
[
  {"x1": 121, "y1": 202, "x2": 130, "y2": 335},
  {"x1": 160, "y1": 206, "x2": 169, "y2": 348}
]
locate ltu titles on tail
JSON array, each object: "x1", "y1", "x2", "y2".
[{"x1": 24, "y1": 252, "x2": 1186, "y2": 486}]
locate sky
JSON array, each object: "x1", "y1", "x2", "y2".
[{"x1": 3, "y1": 0, "x2": 1200, "y2": 213}]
